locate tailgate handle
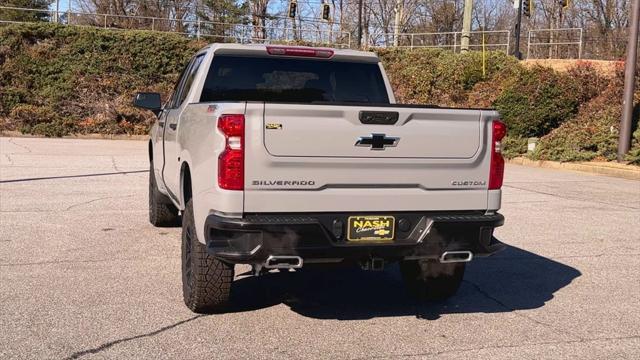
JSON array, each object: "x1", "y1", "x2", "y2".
[{"x1": 359, "y1": 111, "x2": 399, "y2": 125}]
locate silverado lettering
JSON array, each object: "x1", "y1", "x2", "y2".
[{"x1": 252, "y1": 180, "x2": 316, "y2": 186}]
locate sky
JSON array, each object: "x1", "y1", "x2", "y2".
[
  {"x1": 45, "y1": 1, "x2": 331, "y2": 20},
  {"x1": 49, "y1": 0, "x2": 71, "y2": 12}
]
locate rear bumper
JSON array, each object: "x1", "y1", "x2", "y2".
[{"x1": 205, "y1": 211, "x2": 505, "y2": 264}]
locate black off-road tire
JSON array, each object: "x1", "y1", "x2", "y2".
[
  {"x1": 182, "y1": 199, "x2": 234, "y2": 313},
  {"x1": 148, "y1": 162, "x2": 180, "y2": 227},
  {"x1": 400, "y1": 259, "x2": 465, "y2": 301}
]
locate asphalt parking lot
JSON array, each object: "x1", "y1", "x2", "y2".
[{"x1": 1, "y1": 136, "x2": 639, "y2": 359}]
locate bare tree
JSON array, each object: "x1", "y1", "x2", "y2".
[
  {"x1": 76, "y1": 0, "x2": 195, "y2": 31},
  {"x1": 250, "y1": 0, "x2": 269, "y2": 40}
]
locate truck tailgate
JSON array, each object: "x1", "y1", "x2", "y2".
[
  {"x1": 263, "y1": 104, "x2": 481, "y2": 159},
  {"x1": 243, "y1": 103, "x2": 498, "y2": 213}
]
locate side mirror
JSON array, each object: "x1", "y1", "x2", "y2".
[{"x1": 133, "y1": 92, "x2": 162, "y2": 116}]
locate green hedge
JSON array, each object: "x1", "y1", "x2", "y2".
[
  {"x1": 1, "y1": 23, "x2": 638, "y2": 163},
  {"x1": 533, "y1": 67, "x2": 640, "y2": 164},
  {"x1": 0, "y1": 23, "x2": 203, "y2": 135},
  {"x1": 376, "y1": 48, "x2": 519, "y2": 106}
]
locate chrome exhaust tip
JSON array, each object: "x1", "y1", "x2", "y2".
[
  {"x1": 264, "y1": 255, "x2": 303, "y2": 269},
  {"x1": 439, "y1": 251, "x2": 473, "y2": 263}
]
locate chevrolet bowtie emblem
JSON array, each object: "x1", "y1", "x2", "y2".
[{"x1": 355, "y1": 133, "x2": 400, "y2": 150}]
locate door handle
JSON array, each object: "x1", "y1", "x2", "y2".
[
  {"x1": 158, "y1": 121, "x2": 164, "y2": 127},
  {"x1": 169, "y1": 123, "x2": 177, "y2": 130}
]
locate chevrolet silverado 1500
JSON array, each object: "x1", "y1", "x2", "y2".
[{"x1": 134, "y1": 44, "x2": 506, "y2": 313}]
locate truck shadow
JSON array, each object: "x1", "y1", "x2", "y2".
[{"x1": 228, "y1": 245, "x2": 581, "y2": 320}]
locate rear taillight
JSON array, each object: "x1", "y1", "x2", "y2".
[
  {"x1": 489, "y1": 120, "x2": 507, "y2": 190},
  {"x1": 217, "y1": 114, "x2": 244, "y2": 190},
  {"x1": 266, "y1": 46, "x2": 334, "y2": 58}
]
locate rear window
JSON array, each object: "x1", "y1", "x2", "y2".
[{"x1": 200, "y1": 55, "x2": 389, "y2": 104}]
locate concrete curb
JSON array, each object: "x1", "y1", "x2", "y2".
[
  {"x1": 508, "y1": 157, "x2": 640, "y2": 181},
  {"x1": 0, "y1": 131, "x2": 150, "y2": 141}
]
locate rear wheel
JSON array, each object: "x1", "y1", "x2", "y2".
[
  {"x1": 400, "y1": 259, "x2": 465, "y2": 301},
  {"x1": 182, "y1": 199, "x2": 234, "y2": 313},
  {"x1": 148, "y1": 162, "x2": 180, "y2": 227}
]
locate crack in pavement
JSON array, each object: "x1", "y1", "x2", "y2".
[
  {"x1": 550, "y1": 252, "x2": 640, "y2": 260},
  {"x1": 3, "y1": 153, "x2": 13, "y2": 165},
  {"x1": 503, "y1": 184, "x2": 640, "y2": 210},
  {"x1": 0, "y1": 255, "x2": 174, "y2": 267},
  {"x1": 110, "y1": 156, "x2": 122, "y2": 173},
  {"x1": 7, "y1": 138, "x2": 32, "y2": 153},
  {"x1": 363, "y1": 334, "x2": 640, "y2": 359},
  {"x1": 0, "y1": 210, "x2": 62, "y2": 213},
  {"x1": 0, "y1": 208, "x2": 147, "y2": 214},
  {"x1": 463, "y1": 279, "x2": 584, "y2": 341},
  {"x1": 477, "y1": 252, "x2": 640, "y2": 261},
  {"x1": 0, "y1": 194, "x2": 137, "y2": 213},
  {"x1": 0, "y1": 169, "x2": 148, "y2": 183},
  {"x1": 503, "y1": 200, "x2": 550, "y2": 204},
  {"x1": 64, "y1": 194, "x2": 135, "y2": 211},
  {"x1": 63, "y1": 315, "x2": 205, "y2": 359}
]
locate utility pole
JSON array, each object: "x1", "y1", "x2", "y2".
[
  {"x1": 339, "y1": 0, "x2": 344, "y2": 41},
  {"x1": 357, "y1": 0, "x2": 363, "y2": 48},
  {"x1": 617, "y1": 0, "x2": 640, "y2": 161},
  {"x1": 513, "y1": 0, "x2": 523, "y2": 59},
  {"x1": 461, "y1": 0, "x2": 473, "y2": 52}
]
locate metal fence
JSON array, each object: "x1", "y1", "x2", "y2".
[
  {"x1": 527, "y1": 28, "x2": 583, "y2": 59},
  {"x1": 0, "y1": 5, "x2": 630, "y2": 59},
  {"x1": 369, "y1": 30, "x2": 511, "y2": 54},
  {"x1": 0, "y1": 6, "x2": 351, "y2": 47}
]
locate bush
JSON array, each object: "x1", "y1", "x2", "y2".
[
  {"x1": 376, "y1": 48, "x2": 519, "y2": 106},
  {"x1": 502, "y1": 136, "x2": 528, "y2": 159},
  {"x1": 0, "y1": 23, "x2": 204, "y2": 135},
  {"x1": 625, "y1": 127, "x2": 640, "y2": 165},
  {"x1": 533, "y1": 64, "x2": 640, "y2": 163},
  {"x1": 493, "y1": 64, "x2": 604, "y2": 138}
]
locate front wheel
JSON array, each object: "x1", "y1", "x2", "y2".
[
  {"x1": 181, "y1": 199, "x2": 234, "y2": 313},
  {"x1": 400, "y1": 259, "x2": 465, "y2": 301}
]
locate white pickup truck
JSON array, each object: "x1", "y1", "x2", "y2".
[{"x1": 134, "y1": 44, "x2": 506, "y2": 313}]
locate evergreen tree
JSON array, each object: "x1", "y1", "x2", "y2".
[
  {"x1": 198, "y1": 0, "x2": 249, "y2": 39},
  {"x1": 0, "y1": 0, "x2": 55, "y2": 22}
]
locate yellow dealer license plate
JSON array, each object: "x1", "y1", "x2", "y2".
[{"x1": 347, "y1": 216, "x2": 395, "y2": 242}]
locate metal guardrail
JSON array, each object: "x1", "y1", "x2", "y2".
[
  {"x1": 0, "y1": 6, "x2": 351, "y2": 48},
  {"x1": 527, "y1": 28, "x2": 583, "y2": 59},
  {"x1": 1, "y1": 6, "x2": 604, "y2": 59},
  {"x1": 370, "y1": 30, "x2": 511, "y2": 54}
]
